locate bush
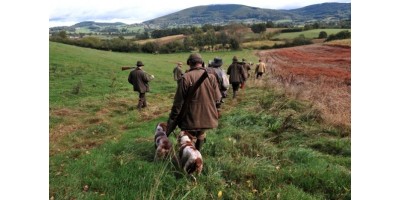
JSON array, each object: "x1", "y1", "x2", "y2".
[
  {"x1": 141, "y1": 42, "x2": 159, "y2": 53},
  {"x1": 318, "y1": 31, "x2": 328, "y2": 39},
  {"x1": 281, "y1": 28, "x2": 303, "y2": 33},
  {"x1": 326, "y1": 30, "x2": 351, "y2": 41}
]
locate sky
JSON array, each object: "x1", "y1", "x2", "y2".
[{"x1": 49, "y1": 0, "x2": 351, "y2": 27}]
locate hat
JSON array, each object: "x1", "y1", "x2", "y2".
[
  {"x1": 212, "y1": 57, "x2": 223, "y2": 67},
  {"x1": 136, "y1": 61, "x2": 144, "y2": 66},
  {"x1": 187, "y1": 53, "x2": 203, "y2": 65},
  {"x1": 177, "y1": 62, "x2": 183, "y2": 66},
  {"x1": 232, "y1": 56, "x2": 238, "y2": 62}
]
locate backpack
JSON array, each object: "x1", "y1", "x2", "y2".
[{"x1": 217, "y1": 69, "x2": 229, "y2": 90}]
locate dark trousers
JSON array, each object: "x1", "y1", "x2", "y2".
[
  {"x1": 137, "y1": 92, "x2": 147, "y2": 109},
  {"x1": 186, "y1": 130, "x2": 206, "y2": 151},
  {"x1": 256, "y1": 72, "x2": 264, "y2": 79}
]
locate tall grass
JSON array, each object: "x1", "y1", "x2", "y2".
[{"x1": 50, "y1": 42, "x2": 350, "y2": 199}]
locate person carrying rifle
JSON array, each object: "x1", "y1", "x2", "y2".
[
  {"x1": 128, "y1": 61, "x2": 154, "y2": 110},
  {"x1": 166, "y1": 53, "x2": 221, "y2": 151}
]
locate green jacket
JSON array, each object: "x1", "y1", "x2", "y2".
[
  {"x1": 173, "y1": 66, "x2": 184, "y2": 81},
  {"x1": 227, "y1": 62, "x2": 246, "y2": 83},
  {"x1": 168, "y1": 66, "x2": 221, "y2": 130},
  {"x1": 128, "y1": 67, "x2": 152, "y2": 93}
]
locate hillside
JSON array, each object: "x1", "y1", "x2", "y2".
[
  {"x1": 144, "y1": 3, "x2": 351, "y2": 27},
  {"x1": 50, "y1": 42, "x2": 350, "y2": 199},
  {"x1": 50, "y1": 3, "x2": 350, "y2": 34}
]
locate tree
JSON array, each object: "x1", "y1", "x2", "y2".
[
  {"x1": 250, "y1": 23, "x2": 267, "y2": 33},
  {"x1": 183, "y1": 37, "x2": 193, "y2": 51},
  {"x1": 318, "y1": 31, "x2": 328, "y2": 39},
  {"x1": 229, "y1": 38, "x2": 240, "y2": 50},
  {"x1": 58, "y1": 31, "x2": 67, "y2": 39},
  {"x1": 217, "y1": 31, "x2": 229, "y2": 50},
  {"x1": 266, "y1": 21, "x2": 275, "y2": 28},
  {"x1": 204, "y1": 30, "x2": 217, "y2": 51}
]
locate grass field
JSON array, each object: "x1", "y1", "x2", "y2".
[
  {"x1": 324, "y1": 39, "x2": 351, "y2": 47},
  {"x1": 50, "y1": 42, "x2": 350, "y2": 199},
  {"x1": 242, "y1": 40, "x2": 286, "y2": 49},
  {"x1": 272, "y1": 29, "x2": 351, "y2": 40}
]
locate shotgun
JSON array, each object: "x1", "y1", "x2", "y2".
[
  {"x1": 122, "y1": 66, "x2": 155, "y2": 79},
  {"x1": 121, "y1": 66, "x2": 135, "y2": 71}
]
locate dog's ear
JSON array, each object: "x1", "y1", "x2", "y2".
[{"x1": 159, "y1": 122, "x2": 167, "y2": 132}]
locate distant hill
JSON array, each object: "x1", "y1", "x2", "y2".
[
  {"x1": 49, "y1": 3, "x2": 350, "y2": 33},
  {"x1": 289, "y1": 3, "x2": 351, "y2": 20},
  {"x1": 143, "y1": 3, "x2": 351, "y2": 27},
  {"x1": 71, "y1": 21, "x2": 126, "y2": 28}
]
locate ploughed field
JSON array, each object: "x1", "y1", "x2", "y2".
[{"x1": 257, "y1": 44, "x2": 351, "y2": 127}]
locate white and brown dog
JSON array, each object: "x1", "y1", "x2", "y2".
[
  {"x1": 177, "y1": 131, "x2": 203, "y2": 177},
  {"x1": 154, "y1": 122, "x2": 173, "y2": 161}
]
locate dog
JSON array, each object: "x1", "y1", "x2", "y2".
[
  {"x1": 177, "y1": 131, "x2": 203, "y2": 178},
  {"x1": 154, "y1": 122, "x2": 173, "y2": 161}
]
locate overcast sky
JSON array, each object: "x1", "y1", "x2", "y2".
[{"x1": 49, "y1": 0, "x2": 351, "y2": 27}]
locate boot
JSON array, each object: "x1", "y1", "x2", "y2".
[
  {"x1": 233, "y1": 90, "x2": 237, "y2": 99},
  {"x1": 195, "y1": 139, "x2": 205, "y2": 151},
  {"x1": 137, "y1": 99, "x2": 143, "y2": 110}
]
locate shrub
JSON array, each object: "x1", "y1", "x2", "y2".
[
  {"x1": 318, "y1": 31, "x2": 328, "y2": 39},
  {"x1": 326, "y1": 30, "x2": 351, "y2": 41}
]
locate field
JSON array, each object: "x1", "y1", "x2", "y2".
[
  {"x1": 256, "y1": 43, "x2": 351, "y2": 127},
  {"x1": 272, "y1": 29, "x2": 351, "y2": 40},
  {"x1": 136, "y1": 34, "x2": 187, "y2": 45},
  {"x1": 242, "y1": 40, "x2": 285, "y2": 49},
  {"x1": 50, "y1": 42, "x2": 350, "y2": 199}
]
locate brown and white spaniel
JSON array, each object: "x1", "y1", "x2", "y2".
[
  {"x1": 154, "y1": 122, "x2": 173, "y2": 161},
  {"x1": 177, "y1": 131, "x2": 203, "y2": 177}
]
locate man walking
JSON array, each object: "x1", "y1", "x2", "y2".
[
  {"x1": 166, "y1": 53, "x2": 221, "y2": 151},
  {"x1": 128, "y1": 61, "x2": 154, "y2": 110},
  {"x1": 173, "y1": 62, "x2": 184, "y2": 83},
  {"x1": 255, "y1": 58, "x2": 267, "y2": 79},
  {"x1": 227, "y1": 56, "x2": 247, "y2": 99}
]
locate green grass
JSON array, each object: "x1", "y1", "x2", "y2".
[
  {"x1": 50, "y1": 42, "x2": 350, "y2": 199},
  {"x1": 272, "y1": 29, "x2": 351, "y2": 40}
]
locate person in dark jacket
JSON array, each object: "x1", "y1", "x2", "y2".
[
  {"x1": 128, "y1": 61, "x2": 154, "y2": 110},
  {"x1": 167, "y1": 53, "x2": 221, "y2": 151},
  {"x1": 209, "y1": 57, "x2": 228, "y2": 100},
  {"x1": 173, "y1": 62, "x2": 184, "y2": 83},
  {"x1": 227, "y1": 56, "x2": 247, "y2": 98}
]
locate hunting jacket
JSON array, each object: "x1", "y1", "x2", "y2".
[
  {"x1": 128, "y1": 67, "x2": 151, "y2": 93},
  {"x1": 243, "y1": 63, "x2": 251, "y2": 77},
  {"x1": 208, "y1": 66, "x2": 225, "y2": 92},
  {"x1": 173, "y1": 66, "x2": 184, "y2": 81},
  {"x1": 227, "y1": 62, "x2": 247, "y2": 84},
  {"x1": 169, "y1": 66, "x2": 221, "y2": 130},
  {"x1": 255, "y1": 62, "x2": 267, "y2": 73}
]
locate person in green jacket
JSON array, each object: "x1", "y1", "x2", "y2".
[{"x1": 128, "y1": 61, "x2": 154, "y2": 110}]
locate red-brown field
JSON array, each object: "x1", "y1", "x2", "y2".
[{"x1": 256, "y1": 44, "x2": 351, "y2": 128}]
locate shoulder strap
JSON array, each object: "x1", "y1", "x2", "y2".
[
  {"x1": 166, "y1": 70, "x2": 208, "y2": 136},
  {"x1": 185, "y1": 70, "x2": 208, "y2": 102}
]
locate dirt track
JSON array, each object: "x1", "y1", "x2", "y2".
[
  {"x1": 256, "y1": 44, "x2": 351, "y2": 127},
  {"x1": 257, "y1": 44, "x2": 350, "y2": 82}
]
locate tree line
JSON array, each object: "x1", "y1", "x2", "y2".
[{"x1": 50, "y1": 29, "x2": 242, "y2": 54}]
